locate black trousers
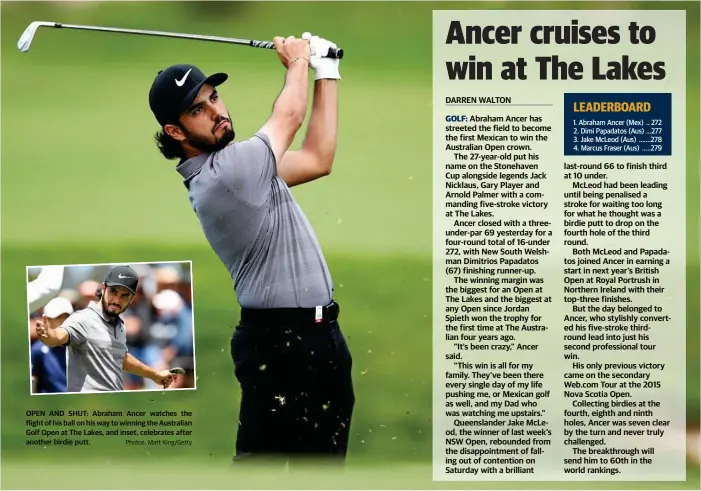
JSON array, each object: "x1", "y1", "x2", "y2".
[{"x1": 230, "y1": 301, "x2": 355, "y2": 465}]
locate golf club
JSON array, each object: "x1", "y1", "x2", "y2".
[{"x1": 17, "y1": 21, "x2": 344, "y2": 59}]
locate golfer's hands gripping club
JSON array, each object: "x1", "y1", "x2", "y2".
[
  {"x1": 302, "y1": 32, "x2": 341, "y2": 80},
  {"x1": 272, "y1": 35, "x2": 311, "y2": 69}
]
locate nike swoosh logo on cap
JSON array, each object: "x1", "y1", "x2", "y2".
[
  {"x1": 117, "y1": 274, "x2": 132, "y2": 279},
  {"x1": 175, "y1": 69, "x2": 192, "y2": 87}
]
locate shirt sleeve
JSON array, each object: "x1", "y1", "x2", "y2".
[
  {"x1": 27, "y1": 266, "x2": 65, "y2": 314},
  {"x1": 61, "y1": 317, "x2": 88, "y2": 346},
  {"x1": 215, "y1": 132, "x2": 277, "y2": 205}
]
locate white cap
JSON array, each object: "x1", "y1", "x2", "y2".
[
  {"x1": 43, "y1": 297, "x2": 74, "y2": 319},
  {"x1": 152, "y1": 289, "x2": 184, "y2": 313}
]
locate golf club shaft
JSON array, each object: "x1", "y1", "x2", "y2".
[{"x1": 49, "y1": 22, "x2": 343, "y2": 59}]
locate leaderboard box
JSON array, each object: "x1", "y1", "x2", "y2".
[{"x1": 564, "y1": 93, "x2": 671, "y2": 156}]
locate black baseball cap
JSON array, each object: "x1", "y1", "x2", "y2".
[
  {"x1": 104, "y1": 266, "x2": 139, "y2": 295},
  {"x1": 149, "y1": 64, "x2": 228, "y2": 127}
]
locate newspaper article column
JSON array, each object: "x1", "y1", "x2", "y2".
[{"x1": 432, "y1": 10, "x2": 686, "y2": 481}]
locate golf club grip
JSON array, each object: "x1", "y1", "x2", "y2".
[
  {"x1": 253, "y1": 39, "x2": 343, "y2": 59},
  {"x1": 326, "y1": 47, "x2": 344, "y2": 59}
]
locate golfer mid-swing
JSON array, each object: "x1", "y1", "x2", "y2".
[
  {"x1": 35, "y1": 265, "x2": 177, "y2": 392},
  {"x1": 147, "y1": 32, "x2": 355, "y2": 462}
]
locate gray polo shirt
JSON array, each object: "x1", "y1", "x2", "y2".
[
  {"x1": 176, "y1": 132, "x2": 333, "y2": 308},
  {"x1": 61, "y1": 301, "x2": 128, "y2": 392}
]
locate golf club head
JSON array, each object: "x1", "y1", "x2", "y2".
[
  {"x1": 17, "y1": 21, "x2": 54, "y2": 52},
  {"x1": 169, "y1": 367, "x2": 186, "y2": 375}
]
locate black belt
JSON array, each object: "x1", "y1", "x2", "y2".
[{"x1": 240, "y1": 300, "x2": 340, "y2": 325}]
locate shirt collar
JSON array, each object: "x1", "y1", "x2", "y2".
[
  {"x1": 88, "y1": 300, "x2": 123, "y2": 326},
  {"x1": 175, "y1": 154, "x2": 209, "y2": 183}
]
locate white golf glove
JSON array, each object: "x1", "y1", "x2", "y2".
[{"x1": 302, "y1": 32, "x2": 340, "y2": 81}]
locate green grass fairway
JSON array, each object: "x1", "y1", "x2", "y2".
[{"x1": 0, "y1": 460, "x2": 699, "y2": 490}]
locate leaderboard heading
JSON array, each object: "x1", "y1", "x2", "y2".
[{"x1": 444, "y1": 21, "x2": 666, "y2": 81}]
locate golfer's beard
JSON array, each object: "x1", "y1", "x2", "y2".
[
  {"x1": 184, "y1": 117, "x2": 235, "y2": 153},
  {"x1": 101, "y1": 296, "x2": 124, "y2": 319}
]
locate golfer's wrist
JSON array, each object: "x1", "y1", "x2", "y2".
[
  {"x1": 312, "y1": 61, "x2": 340, "y2": 80},
  {"x1": 314, "y1": 69, "x2": 340, "y2": 81},
  {"x1": 44, "y1": 331, "x2": 59, "y2": 345},
  {"x1": 289, "y1": 57, "x2": 310, "y2": 68}
]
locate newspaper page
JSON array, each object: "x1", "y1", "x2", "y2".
[{"x1": 1, "y1": 1, "x2": 698, "y2": 490}]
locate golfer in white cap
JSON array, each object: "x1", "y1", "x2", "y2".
[
  {"x1": 30, "y1": 297, "x2": 74, "y2": 393},
  {"x1": 27, "y1": 266, "x2": 65, "y2": 314},
  {"x1": 42, "y1": 297, "x2": 74, "y2": 320}
]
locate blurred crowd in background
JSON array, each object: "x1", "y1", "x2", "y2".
[{"x1": 28, "y1": 262, "x2": 196, "y2": 394}]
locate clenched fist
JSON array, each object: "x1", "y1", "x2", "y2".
[
  {"x1": 151, "y1": 370, "x2": 177, "y2": 389},
  {"x1": 35, "y1": 316, "x2": 49, "y2": 340},
  {"x1": 302, "y1": 32, "x2": 340, "y2": 80},
  {"x1": 272, "y1": 35, "x2": 311, "y2": 69}
]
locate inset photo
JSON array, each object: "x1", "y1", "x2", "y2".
[{"x1": 26, "y1": 261, "x2": 196, "y2": 395}]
